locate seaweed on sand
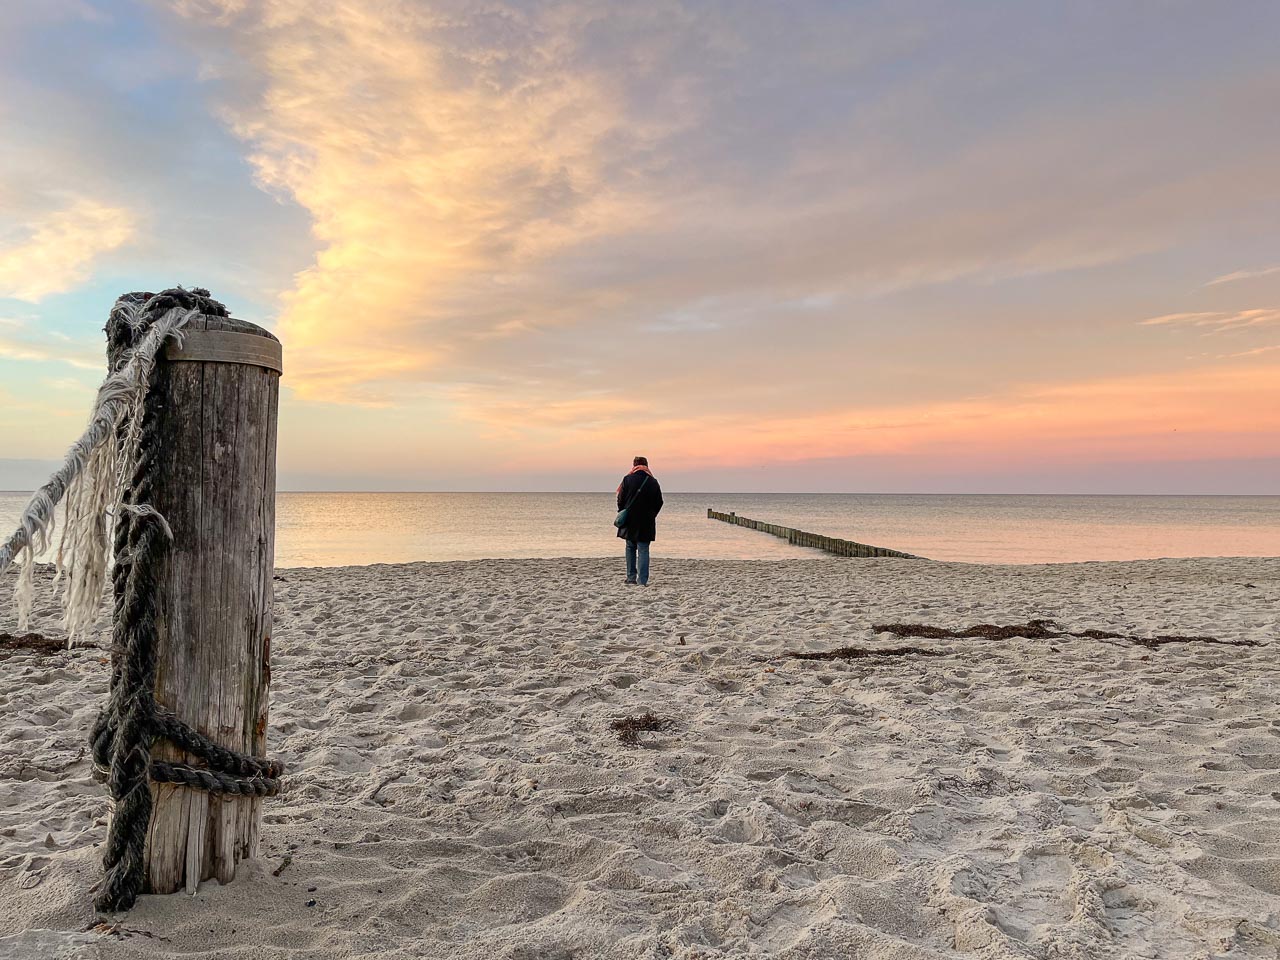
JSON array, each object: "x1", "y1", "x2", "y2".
[
  {"x1": 786, "y1": 646, "x2": 947, "y2": 662},
  {"x1": 0, "y1": 632, "x2": 65, "y2": 656},
  {"x1": 1131, "y1": 634, "x2": 1251, "y2": 649},
  {"x1": 874, "y1": 619, "x2": 1066, "y2": 641},
  {"x1": 871, "y1": 620, "x2": 1257, "y2": 649},
  {"x1": 611, "y1": 712, "x2": 674, "y2": 746}
]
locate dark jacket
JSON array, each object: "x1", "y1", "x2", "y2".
[{"x1": 616, "y1": 470, "x2": 664, "y2": 542}]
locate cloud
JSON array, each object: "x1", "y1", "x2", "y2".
[
  {"x1": 0, "y1": 0, "x2": 1260, "y2": 494},
  {"x1": 0, "y1": 196, "x2": 135, "y2": 302},
  {"x1": 162, "y1": 0, "x2": 1280, "y2": 407},
  {"x1": 1218, "y1": 344, "x2": 1280, "y2": 359},
  {"x1": 41, "y1": 376, "x2": 94, "y2": 392},
  {"x1": 459, "y1": 361, "x2": 1280, "y2": 473},
  {"x1": 0, "y1": 319, "x2": 101, "y2": 369},
  {"x1": 0, "y1": 4, "x2": 319, "y2": 318},
  {"x1": 165, "y1": 0, "x2": 684, "y2": 401},
  {"x1": 1207, "y1": 264, "x2": 1280, "y2": 286},
  {"x1": 1140, "y1": 311, "x2": 1223, "y2": 326},
  {"x1": 1140, "y1": 308, "x2": 1280, "y2": 331}
]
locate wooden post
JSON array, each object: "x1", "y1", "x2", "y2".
[{"x1": 143, "y1": 316, "x2": 281, "y2": 894}]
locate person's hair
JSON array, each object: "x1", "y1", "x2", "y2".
[{"x1": 633, "y1": 456, "x2": 648, "y2": 467}]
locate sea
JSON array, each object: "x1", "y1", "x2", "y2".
[{"x1": 1, "y1": 492, "x2": 1275, "y2": 567}]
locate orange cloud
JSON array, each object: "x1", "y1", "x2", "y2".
[
  {"x1": 0, "y1": 197, "x2": 134, "y2": 302},
  {"x1": 173, "y1": 0, "x2": 673, "y2": 401},
  {"x1": 466, "y1": 362, "x2": 1280, "y2": 473},
  {"x1": 160, "y1": 0, "x2": 1280, "y2": 498},
  {"x1": 173, "y1": 0, "x2": 1231, "y2": 407},
  {"x1": 1207, "y1": 265, "x2": 1280, "y2": 286},
  {"x1": 1141, "y1": 308, "x2": 1280, "y2": 331}
]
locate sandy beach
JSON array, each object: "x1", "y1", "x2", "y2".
[{"x1": 1, "y1": 556, "x2": 1278, "y2": 959}]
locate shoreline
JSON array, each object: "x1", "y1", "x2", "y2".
[
  {"x1": 3, "y1": 556, "x2": 1278, "y2": 958},
  {"x1": 267, "y1": 553, "x2": 1280, "y2": 570}
]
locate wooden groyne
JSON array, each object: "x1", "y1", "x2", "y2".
[{"x1": 707, "y1": 509, "x2": 925, "y2": 559}]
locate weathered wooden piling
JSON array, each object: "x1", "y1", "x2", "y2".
[
  {"x1": 706, "y1": 508, "x2": 923, "y2": 559},
  {"x1": 145, "y1": 316, "x2": 282, "y2": 893}
]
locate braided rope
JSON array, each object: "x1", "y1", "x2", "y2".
[
  {"x1": 151, "y1": 762, "x2": 283, "y2": 797},
  {"x1": 89, "y1": 303, "x2": 150, "y2": 774},
  {"x1": 152, "y1": 710, "x2": 285, "y2": 779}
]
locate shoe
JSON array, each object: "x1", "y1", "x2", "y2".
[{"x1": 625, "y1": 580, "x2": 637, "y2": 586}]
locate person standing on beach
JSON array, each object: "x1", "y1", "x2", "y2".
[{"x1": 616, "y1": 456, "x2": 664, "y2": 586}]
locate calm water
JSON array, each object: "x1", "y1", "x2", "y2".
[{"x1": 3, "y1": 492, "x2": 1275, "y2": 566}]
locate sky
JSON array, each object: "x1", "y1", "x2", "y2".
[{"x1": 1, "y1": 0, "x2": 1278, "y2": 493}]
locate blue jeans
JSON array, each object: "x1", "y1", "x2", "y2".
[{"x1": 626, "y1": 540, "x2": 650, "y2": 585}]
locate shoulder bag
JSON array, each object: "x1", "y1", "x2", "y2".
[{"x1": 614, "y1": 474, "x2": 650, "y2": 529}]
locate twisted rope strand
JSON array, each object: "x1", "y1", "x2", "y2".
[
  {"x1": 151, "y1": 762, "x2": 283, "y2": 797},
  {"x1": 0, "y1": 307, "x2": 191, "y2": 573},
  {"x1": 152, "y1": 710, "x2": 285, "y2": 779},
  {"x1": 96, "y1": 573, "x2": 163, "y2": 906},
  {"x1": 95, "y1": 366, "x2": 169, "y2": 913}
]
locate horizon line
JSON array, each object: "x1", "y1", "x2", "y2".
[{"x1": 4, "y1": 489, "x2": 1268, "y2": 498}]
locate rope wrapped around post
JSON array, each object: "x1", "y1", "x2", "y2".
[{"x1": 0, "y1": 288, "x2": 286, "y2": 913}]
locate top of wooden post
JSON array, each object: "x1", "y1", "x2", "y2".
[{"x1": 164, "y1": 317, "x2": 282, "y2": 376}]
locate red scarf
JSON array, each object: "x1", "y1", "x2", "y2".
[{"x1": 616, "y1": 464, "x2": 652, "y2": 494}]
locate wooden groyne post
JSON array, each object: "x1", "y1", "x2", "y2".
[
  {"x1": 707, "y1": 509, "x2": 924, "y2": 559},
  {"x1": 145, "y1": 316, "x2": 282, "y2": 893}
]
